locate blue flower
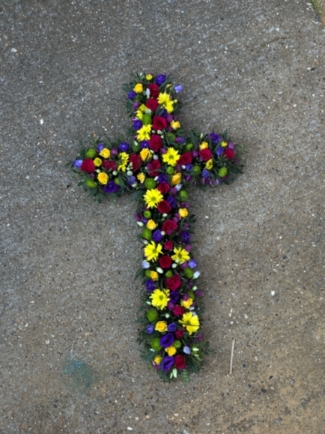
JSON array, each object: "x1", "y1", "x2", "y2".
[
  {"x1": 142, "y1": 260, "x2": 150, "y2": 269},
  {"x1": 188, "y1": 259, "x2": 197, "y2": 269},
  {"x1": 162, "y1": 356, "x2": 174, "y2": 372},
  {"x1": 185, "y1": 164, "x2": 193, "y2": 172},
  {"x1": 97, "y1": 143, "x2": 104, "y2": 152},
  {"x1": 160, "y1": 333, "x2": 175, "y2": 348},
  {"x1": 152, "y1": 230, "x2": 163, "y2": 242},
  {"x1": 209, "y1": 133, "x2": 220, "y2": 143},
  {"x1": 140, "y1": 141, "x2": 149, "y2": 149},
  {"x1": 157, "y1": 173, "x2": 168, "y2": 183},
  {"x1": 146, "y1": 325, "x2": 154, "y2": 334},
  {"x1": 174, "y1": 84, "x2": 183, "y2": 93},
  {"x1": 103, "y1": 181, "x2": 119, "y2": 193},
  {"x1": 133, "y1": 119, "x2": 143, "y2": 130},
  {"x1": 181, "y1": 231, "x2": 191, "y2": 243},
  {"x1": 202, "y1": 169, "x2": 210, "y2": 178},
  {"x1": 127, "y1": 176, "x2": 136, "y2": 185},
  {"x1": 216, "y1": 147, "x2": 224, "y2": 156},
  {"x1": 119, "y1": 142, "x2": 130, "y2": 152},
  {"x1": 155, "y1": 74, "x2": 167, "y2": 85},
  {"x1": 145, "y1": 279, "x2": 156, "y2": 291},
  {"x1": 167, "y1": 323, "x2": 177, "y2": 332},
  {"x1": 167, "y1": 195, "x2": 177, "y2": 208},
  {"x1": 73, "y1": 159, "x2": 83, "y2": 169},
  {"x1": 128, "y1": 90, "x2": 136, "y2": 100},
  {"x1": 183, "y1": 346, "x2": 191, "y2": 354}
]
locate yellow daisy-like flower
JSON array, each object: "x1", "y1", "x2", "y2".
[
  {"x1": 165, "y1": 100, "x2": 174, "y2": 113},
  {"x1": 181, "y1": 298, "x2": 193, "y2": 309},
  {"x1": 171, "y1": 173, "x2": 182, "y2": 185},
  {"x1": 140, "y1": 148, "x2": 152, "y2": 162},
  {"x1": 170, "y1": 120, "x2": 180, "y2": 130},
  {"x1": 146, "y1": 74, "x2": 153, "y2": 81},
  {"x1": 146, "y1": 219, "x2": 158, "y2": 230},
  {"x1": 150, "y1": 271, "x2": 158, "y2": 281},
  {"x1": 150, "y1": 288, "x2": 170, "y2": 310},
  {"x1": 179, "y1": 208, "x2": 188, "y2": 218},
  {"x1": 117, "y1": 152, "x2": 129, "y2": 172},
  {"x1": 93, "y1": 157, "x2": 102, "y2": 167},
  {"x1": 144, "y1": 241, "x2": 163, "y2": 261},
  {"x1": 205, "y1": 159, "x2": 213, "y2": 170},
  {"x1": 144, "y1": 188, "x2": 163, "y2": 208},
  {"x1": 179, "y1": 312, "x2": 200, "y2": 335},
  {"x1": 221, "y1": 141, "x2": 228, "y2": 147},
  {"x1": 134, "y1": 83, "x2": 143, "y2": 93},
  {"x1": 155, "y1": 321, "x2": 168, "y2": 332},
  {"x1": 99, "y1": 148, "x2": 110, "y2": 159},
  {"x1": 136, "y1": 109, "x2": 144, "y2": 120},
  {"x1": 162, "y1": 147, "x2": 180, "y2": 167},
  {"x1": 137, "y1": 173, "x2": 146, "y2": 183},
  {"x1": 171, "y1": 247, "x2": 190, "y2": 264},
  {"x1": 97, "y1": 172, "x2": 109, "y2": 185},
  {"x1": 158, "y1": 92, "x2": 171, "y2": 105},
  {"x1": 200, "y1": 141, "x2": 209, "y2": 150},
  {"x1": 153, "y1": 355, "x2": 162, "y2": 365},
  {"x1": 165, "y1": 346, "x2": 177, "y2": 356},
  {"x1": 137, "y1": 124, "x2": 152, "y2": 141}
]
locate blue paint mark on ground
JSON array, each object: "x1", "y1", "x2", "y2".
[{"x1": 63, "y1": 360, "x2": 98, "y2": 394}]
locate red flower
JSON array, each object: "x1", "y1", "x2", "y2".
[
  {"x1": 164, "y1": 240, "x2": 174, "y2": 251},
  {"x1": 165, "y1": 274, "x2": 181, "y2": 291},
  {"x1": 157, "y1": 182, "x2": 170, "y2": 194},
  {"x1": 159, "y1": 255, "x2": 172, "y2": 269},
  {"x1": 148, "y1": 83, "x2": 160, "y2": 98},
  {"x1": 101, "y1": 160, "x2": 117, "y2": 171},
  {"x1": 178, "y1": 152, "x2": 193, "y2": 165},
  {"x1": 199, "y1": 148, "x2": 212, "y2": 161},
  {"x1": 81, "y1": 159, "x2": 95, "y2": 173},
  {"x1": 153, "y1": 116, "x2": 167, "y2": 131},
  {"x1": 224, "y1": 148, "x2": 235, "y2": 159},
  {"x1": 175, "y1": 329, "x2": 184, "y2": 339},
  {"x1": 146, "y1": 98, "x2": 159, "y2": 112},
  {"x1": 174, "y1": 354, "x2": 186, "y2": 370},
  {"x1": 157, "y1": 200, "x2": 171, "y2": 214},
  {"x1": 147, "y1": 159, "x2": 161, "y2": 177},
  {"x1": 149, "y1": 135, "x2": 163, "y2": 152},
  {"x1": 173, "y1": 305, "x2": 185, "y2": 316},
  {"x1": 129, "y1": 153, "x2": 142, "y2": 172},
  {"x1": 162, "y1": 219, "x2": 178, "y2": 235}
]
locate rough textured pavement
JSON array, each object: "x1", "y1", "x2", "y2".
[{"x1": 1, "y1": 1, "x2": 324, "y2": 433}]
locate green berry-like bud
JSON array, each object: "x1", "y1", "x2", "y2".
[
  {"x1": 165, "y1": 270, "x2": 173, "y2": 278},
  {"x1": 218, "y1": 167, "x2": 228, "y2": 177},
  {"x1": 179, "y1": 190, "x2": 188, "y2": 201},
  {"x1": 147, "y1": 309, "x2": 159, "y2": 322},
  {"x1": 143, "y1": 210, "x2": 151, "y2": 218},
  {"x1": 145, "y1": 270, "x2": 152, "y2": 278},
  {"x1": 166, "y1": 166, "x2": 175, "y2": 175},
  {"x1": 86, "y1": 179, "x2": 97, "y2": 188},
  {"x1": 132, "y1": 142, "x2": 140, "y2": 152},
  {"x1": 150, "y1": 337, "x2": 162, "y2": 351},
  {"x1": 185, "y1": 143, "x2": 194, "y2": 151},
  {"x1": 184, "y1": 268, "x2": 194, "y2": 279},
  {"x1": 114, "y1": 178, "x2": 120, "y2": 185},
  {"x1": 85, "y1": 148, "x2": 96, "y2": 158},
  {"x1": 188, "y1": 290, "x2": 195, "y2": 300},
  {"x1": 142, "y1": 228, "x2": 152, "y2": 241},
  {"x1": 145, "y1": 178, "x2": 157, "y2": 189},
  {"x1": 142, "y1": 114, "x2": 152, "y2": 125},
  {"x1": 173, "y1": 339, "x2": 182, "y2": 349},
  {"x1": 193, "y1": 165, "x2": 201, "y2": 174}
]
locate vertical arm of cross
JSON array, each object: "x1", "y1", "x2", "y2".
[{"x1": 71, "y1": 72, "x2": 243, "y2": 381}]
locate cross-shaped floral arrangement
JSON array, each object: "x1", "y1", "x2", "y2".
[{"x1": 70, "y1": 73, "x2": 244, "y2": 382}]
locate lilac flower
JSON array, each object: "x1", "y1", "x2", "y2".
[
  {"x1": 167, "y1": 323, "x2": 177, "y2": 332},
  {"x1": 162, "y1": 356, "x2": 174, "y2": 372},
  {"x1": 119, "y1": 142, "x2": 130, "y2": 152},
  {"x1": 146, "y1": 325, "x2": 154, "y2": 334},
  {"x1": 174, "y1": 84, "x2": 183, "y2": 93},
  {"x1": 188, "y1": 259, "x2": 197, "y2": 269},
  {"x1": 133, "y1": 119, "x2": 143, "y2": 130},
  {"x1": 111, "y1": 148, "x2": 118, "y2": 156},
  {"x1": 145, "y1": 279, "x2": 156, "y2": 291},
  {"x1": 128, "y1": 90, "x2": 136, "y2": 100},
  {"x1": 152, "y1": 230, "x2": 163, "y2": 242},
  {"x1": 160, "y1": 333, "x2": 175, "y2": 348},
  {"x1": 97, "y1": 143, "x2": 104, "y2": 152},
  {"x1": 155, "y1": 74, "x2": 167, "y2": 85},
  {"x1": 228, "y1": 142, "x2": 235, "y2": 150},
  {"x1": 73, "y1": 159, "x2": 83, "y2": 169},
  {"x1": 104, "y1": 181, "x2": 119, "y2": 193}
]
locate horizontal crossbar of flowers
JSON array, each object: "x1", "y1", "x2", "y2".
[{"x1": 70, "y1": 72, "x2": 244, "y2": 382}]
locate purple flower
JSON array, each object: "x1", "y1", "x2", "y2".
[
  {"x1": 97, "y1": 143, "x2": 104, "y2": 152},
  {"x1": 162, "y1": 356, "x2": 174, "y2": 372},
  {"x1": 175, "y1": 137, "x2": 185, "y2": 144},
  {"x1": 152, "y1": 230, "x2": 163, "y2": 242},
  {"x1": 146, "y1": 325, "x2": 154, "y2": 334},
  {"x1": 111, "y1": 148, "x2": 118, "y2": 156},
  {"x1": 167, "y1": 323, "x2": 177, "y2": 332},
  {"x1": 169, "y1": 292, "x2": 180, "y2": 304},
  {"x1": 167, "y1": 195, "x2": 177, "y2": 208},
  {"x1": 160, "y1": 333, "x2": 175, "y2": 348},
  {"x1": 181, "y1": 231, "x2": 191, "y2": 243},
  {"x1": 216, "y1": 147, "x2": 224, "y2": 156},
  {"x1": 209, "y1": 133, "x2": 220, "y2": 143},
  {"x1": 174, "y1": 84, "x2": 183, "y2": 93},
  {"x1": 104, "y1": 181, "x2": 119, "y2": 193},
  {"x1": 188, "y1": 259, "x2": 197, "y2": 269},
  {"x1": 158, "y1": 173, "x2": 168, "y2": 183},
  {"x1": 73, "y1": 159, "x2": 83, "y2": 169},
  {"x1": 128, "y1": 90, "x2": 136, "y2": 100},
  {"x1": 202, "y1": 169, "x2": 210, "y2": 178},
  {"x1": 133, "y1": 119, "x2": 142, "y2": 130},
  {"x1": 119, "y1": 142, "x2": 130, "y2": 152},
  {"x1": 185, "y1": 164, "x2": 193, "y2": 171},
  {"x1": 145, "y1": 279, "x2": 156, "y2": 291},
  {"x1": 183, "y1": 346, "x2": 191, "y2": 354},
  {"x1": 228, "y1": 142, "x2": 235, "y2": 150},
  {"x1": 127, "y1": 176, "x2": 136, "y2": 185},
  {"x1": 140, "y1": 141, "x2": 149, "y2": 149},
  {"x1": 155, "y1": 74, "x2": 167, "y2": 86}
]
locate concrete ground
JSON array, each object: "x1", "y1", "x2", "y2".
[{"x1": 0, "y1": 1, "x2": 324, "y2": 433}]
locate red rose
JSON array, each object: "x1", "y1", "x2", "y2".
[
  {"x1": 175, "y1": 329, "x2": 184, "y2": 339},
  {"x1": 164, "y1": 240, "x2": 174, "y2": 251},
  {"x1": 157, "y1": 200, "x2": 171, "y2": 214},
  {"x1": 159, "y1": 255, "x2": 172, "y2": 269},
  {"x1": 146, "y1": 98, "x2": 159, "y2": 112},
  {"x1": 174, "y1": 354, "x2": 186, "y2": 370},
  {"x1": 157, "y1": 182, "x2": 170, "y2": 194},
  {"x1": 162, "y1": 219, "x2": 178, "y2": 235},
  {"x1": 165, "y1": 274, "x2": 181, "y2": 291},
  {"x1": 147, "y1": 159, "x2": 161, "y2": 177},
  {"x1": 153, "y1": 116, "x2": 167, "y2": 131},
  {"x1": 148, "y1": 83, "x2": 160, "y2": 98},
  {"x1": 199, "y1": 148, "x2": 212, "y2": 161},
  {"x1": 224, "y1": 148, "x2": 235, "y2": 159},
  {"x1": 129, "y1": 153, "x2": 142, "y2": 172},
  {"x1": 81, "y1": 158, "x2": 95, "y2": 173},
  {"x1": 178, "y1": 152, "x2": 193, "y2": 165},
  {"x1": 149, "y1": 135, "x2": 163, "y2": 152},
  {"x1": 101, "y1": 160, "x2": 117, "y2": 171},
  {"x1": 173, "y1": 305, "x2": 185, "y2": 316}
]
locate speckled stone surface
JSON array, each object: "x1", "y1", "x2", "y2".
[{"x1": 0, "y1": 1, "x2": 324, "y2": 433}]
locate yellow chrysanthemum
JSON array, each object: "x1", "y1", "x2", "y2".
[
  {"x1": 137, "y1": 124, "x2": 152, "y2": 141},
  {"x1": 221, "y1": 141, "x2": 228, "y2": 147},
  {"x1": 117, "y1": 152, "x2": 129, "y2": 172},
  {"x1": 146, "y1": 219, "x2": 158, "y2": 230},
  {"x1": 155, "y1": 321, "x2": 168, "y2": 332},
  {"x1": 200, "y1": 141, "x2": 209, "y2": 150},
  {"x1": 144, "y1": 188, "x2": 163, "y2": 208},
  {"x1": 137, "y1": 173, "x2": 146, "y2": 183},
  {"x1": 136, "y1": 109, "x2": 143, "y2": 120},
  {"x1": 140, "y1": 148, "x2": 152, "y2": 162},
  {"x1": 165, "y1": 100, "x2": 174, "y2": 113},
  {"x1": 144, "y1": 241, "x2": 163, "y2": 261},
  {"x1": 205, "y1": 159, "x2": 213, "y2": 170},
  {"x1": 171, "y1": 247, "x2": 190, "y2": 264},
  {"x1": 166, "y1": 346, "x2": 177, "y2": 356},
  {"x1": 181, "y1": 298, "x2": 193, "y2": 309},
  {"x1": 150, "y1": 288, "x2": 170, "y2": 310},
  {"x1": 97, "y1": 172, "x2": 109, "y2": 185},
  {"x1": 153, "y1": 355, "x2": 162, "y2": 365},
  {"x1": 150, "y1": 271, "x2": 158, "y2": 281},
  {"x1": 134, "y1": 83, "x2": 143, "y2": 93},
  {"x1": 99, "y1": 148, "x2": 110, "y2": 159},
  {"x1": 93, "y1": 157, "x2": 102, "y2": 167},
  {"x1": 170, "y1": 120, "x2": 180, "y2": 130},
  {"x1": 162, "y1": 147, "x2": 180, "y2": 167},
  {"x1": 171, "y1": 173, "x2": 182, "y2": 185},
  {"x1": 179, "y1": 208, "x2": 188, "y2": 218},
  {"x1": 146, "y1": 74, "x2": 153, "y2": 81},
  {"x1": 158, "y1": 92, "x2": 171, "y2": 105},
  {"x1": 179, "y1": 312, "x2": 200, "y2": 335}
]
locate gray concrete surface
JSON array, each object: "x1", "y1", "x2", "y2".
[{"x1": 1, "y1": 1, "x2": 324, "y2": 433}]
